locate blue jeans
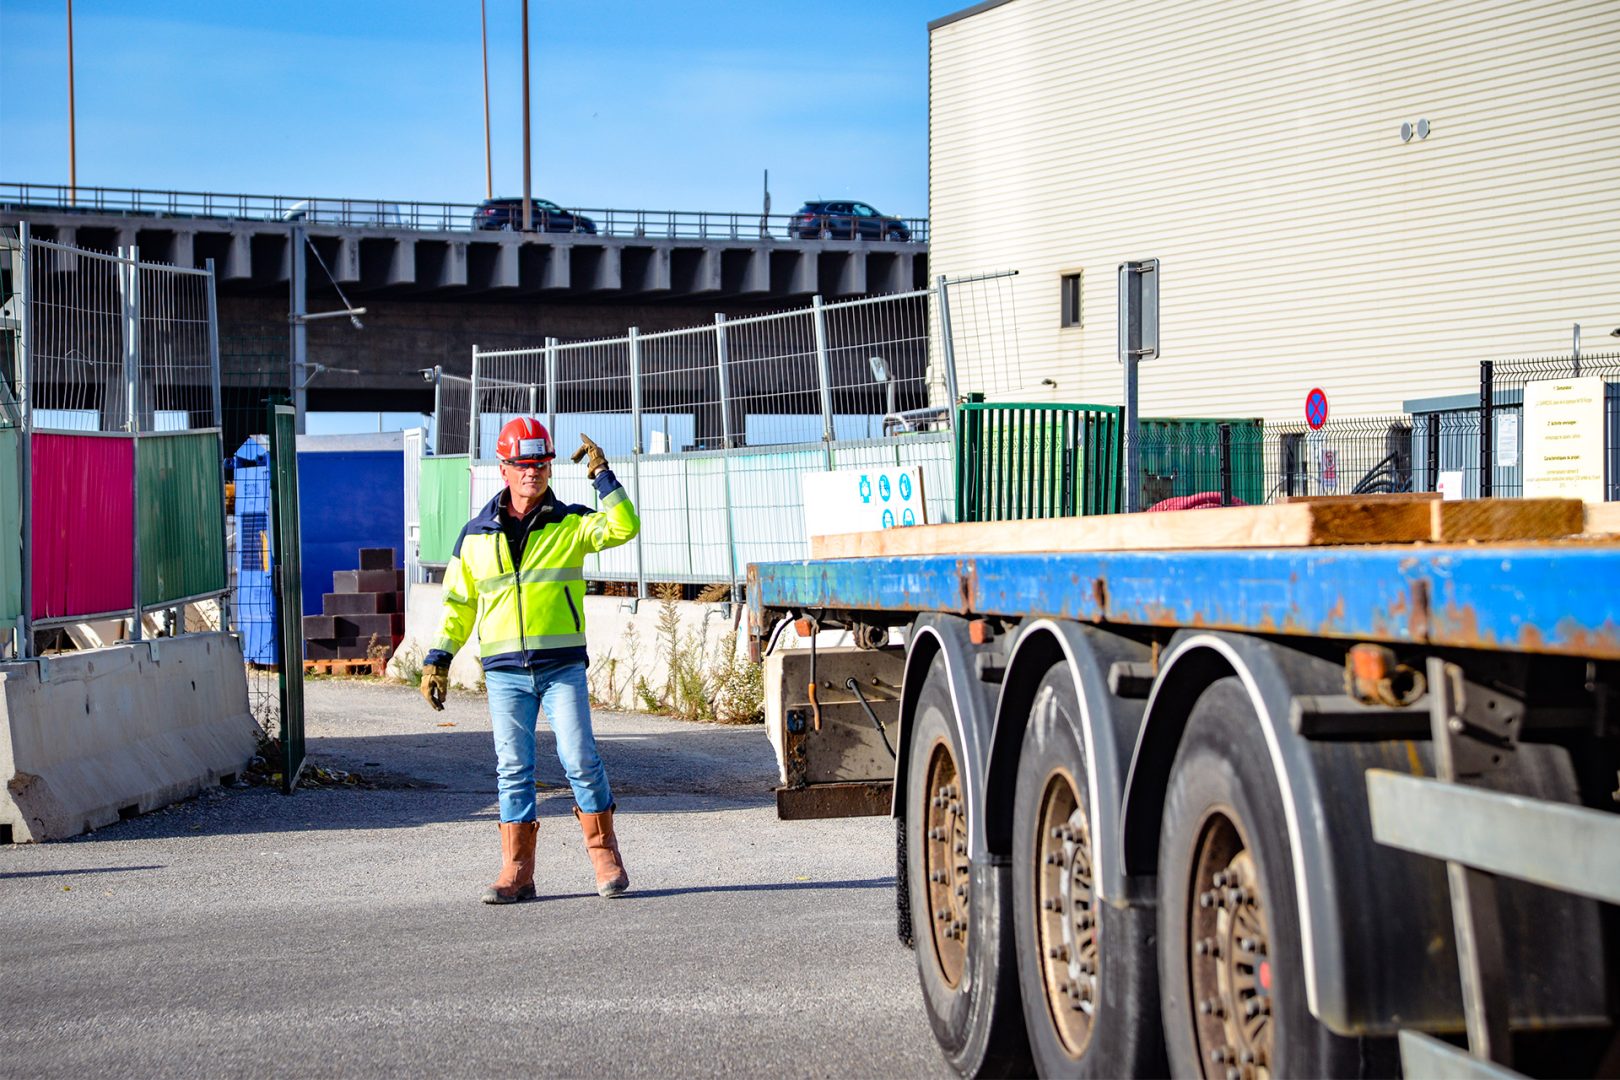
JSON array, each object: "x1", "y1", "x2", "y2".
[{"x1": 484, "y1": 661, "x2": 613, "y2": 822}]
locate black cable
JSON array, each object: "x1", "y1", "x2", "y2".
[{"x1": 846, "y1": 677, "x2": 897, "y2": 759}]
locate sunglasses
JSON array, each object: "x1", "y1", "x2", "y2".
[{"x1": 502, "y1": 459, "x2": 552, "y2": 471}]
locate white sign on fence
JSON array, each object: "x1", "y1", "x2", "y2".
[
  {"x1": 801, "y1": 467, "x2": 928, "y2": 538},
  {"x1": 1523, "y1": 376, "x2": 1606, "y2": 502}
]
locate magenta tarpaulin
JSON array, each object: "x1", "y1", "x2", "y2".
[{"x1": 31, "y1": 433, "x2": 135, "y2": 619}]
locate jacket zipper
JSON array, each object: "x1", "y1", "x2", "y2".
[
  {"x1": 563, "y1": 587, "x2": 581, "y2": 632},
  {"x1": 502, "y1": 533, "x2": 527, "y2": 655}
]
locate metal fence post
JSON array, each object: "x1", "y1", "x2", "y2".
[
  {"x1": 468, "y1": 345, "x2": 480, "y2": 517},
  {"x1": 811, "y1": 295, "x2": 836, "y2": 470},
  {"x1": 934, "y1": 274, "x2": 961, "y2": 420},
  {"x1": 123, "y1": 244, "x2": 143, "y2": 642},
  {"x1": 205, "y1": 256, "x2": 227, "y2": 624},
  {"x1": 715, "y1": 313, "x2": 740, "y2": 602},
  {"x1": 1219, "y1": 423, "x2": 1233, "y2": 507},
  {"x1": 1427, "y1": 417, "x2": 1441, "y2": 492},
  {"x1": 544, "y1": 337, "x2": 558, "y2": 439},
  {"x1": 430, "y1": 366, "x2": 442, "y2": 453},
  {"x1": 628, "y1": 328, "x2": 647, "y2": 600},
  {"x1": 16, "y1": 224, "x2": 33, "y2": 658},
  {"x1": 1479, "y1": 360, "x2": 1494, "y2": 498}
]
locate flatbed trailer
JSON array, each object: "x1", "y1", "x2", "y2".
[{"x1": 748, "y1": 533, "x2": 1620, "y2": 1078}]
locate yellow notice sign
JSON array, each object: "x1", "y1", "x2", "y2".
[{"x1": 1523, "y1": 376, "x2": 1606, "y2": 502}]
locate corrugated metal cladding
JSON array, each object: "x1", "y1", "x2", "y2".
[
  {"x1": 0, "y1": 427, "x2": 20, "y2": 623},
  {"x1": 929, "y1": 0, "x2": 1620, "y2": 420},
  {"x1": 31, "y1": 434, "x2": 135, "y2": 619},
  {"x1": 137, "y1": 432, "x2": 226, "y2": 607}
]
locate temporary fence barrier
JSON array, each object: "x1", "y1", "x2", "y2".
[
  {"x1": 1480, "y1": 351, "x2": 1620, "y2": 500},
  {"x1": 3, "y1": 225, "x2": 224, "y2": 658}
]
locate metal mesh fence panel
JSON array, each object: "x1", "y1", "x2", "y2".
[
  {"x1": 1486, "y1": 351, "x2": 1620, "y2": 500},
  {"x1": 25, "y1": 239, "x2": 126, "y2": 432},
  {"x1": 937, "y1": 270, "x2": 1023, "y2": 401},
  {"x1": 433, "y1": 371, "x2": 472, "y2": 455},
  {"x1": 822, "y1": 290, "x2": 936, "y2": 436}
]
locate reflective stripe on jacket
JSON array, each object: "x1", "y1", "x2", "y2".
[{"x1": 423, "y1": 469, "x2": 638, "y2": 672}]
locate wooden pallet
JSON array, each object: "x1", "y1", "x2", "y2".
[{"x1": 303, "y1": 657, "x2": 388, "y2": 677}]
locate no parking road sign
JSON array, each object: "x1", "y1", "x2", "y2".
[{"x1": 1305, "y1": 388, "x2": 1329, "y2": 430}]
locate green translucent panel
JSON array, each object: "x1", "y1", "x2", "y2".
[
  {"x1": 419, "y1": 456, "x2": 471, "y2": 564},
  {"x1": 137, "y1": 432, "x2": 226, "y2": 606},
  {"x1": 0, "y1": 427, "x2": 19, "y2": 623}
]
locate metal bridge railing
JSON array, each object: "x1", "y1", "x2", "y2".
[{"x1": 0, "y1": 181, "x2": 929, "y2": 243}]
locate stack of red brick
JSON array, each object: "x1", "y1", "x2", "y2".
[{"x1": 303, "y1": 547, "x2": 406, "y2": 661}]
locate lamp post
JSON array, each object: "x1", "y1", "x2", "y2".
[
  {"x1": 481, "y1": 0, "x2": 493, "y2": 200},
  {"x1": 66, "y1": 0, "x2": 77, "y2": 206},
  {"x1": 521, "y1": 0, "x2": 533, "y2": 232}
]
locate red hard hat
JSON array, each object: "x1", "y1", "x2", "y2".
[{"x1": 496, "y1": 416, "x2": 554, "y2": 464}]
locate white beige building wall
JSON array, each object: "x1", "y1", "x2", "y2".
[{"x1": 928, "y1": 0, "x2": 1620, "y2": 421}]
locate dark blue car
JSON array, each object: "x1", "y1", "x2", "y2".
[
  {"x1": 792, "y1": 200, "x2": 910, "y2": 241},
  {"x1": 473, "y1": 197, "x2": 597, "y2": 234}
]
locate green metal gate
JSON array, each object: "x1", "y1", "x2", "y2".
[
  {"x1": 955, "y1": 400, "x2": 1123, "y2": 522},
  {"x1": 268, "y1": 403, "x2": 306, "y2": 794}
]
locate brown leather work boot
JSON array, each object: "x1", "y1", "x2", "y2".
[
  {"x1": 481, "y1": 820, "x2": 538, "y2": 904},
  {"x1": 574, "y1": 806, "x2": 630, "y2": 897}
]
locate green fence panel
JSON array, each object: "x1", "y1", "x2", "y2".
[
  {"x1": 1137, "y1": 417, "x2": 1265, "y2": 506},
  {"x1": 955, "y1": 401, "x2": 1122, "y2": 522},
  {"x1": 137, "y1": 432, "x2": 227, "y2": 607},
  {"x1": 0, "y1": 427, "x2": 19, "y2": 624},
  {"x1": 419, "y1": 455, "x2": 471, "y2": 564}
]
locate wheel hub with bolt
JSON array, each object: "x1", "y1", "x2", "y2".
[
  {"x1": 1189, "y1": 815, "x2": 1273, "y2": 1080},
  {"x1": 923, "y1": 739, "x2": 970, "y2": 986},
  {"x1": 1035, "y1": 769, "x2": 1099, "y2": 1057}
]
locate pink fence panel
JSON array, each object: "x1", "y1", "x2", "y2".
[{"x1": 31, "y1": 433, "x2": 135, "y2": 619}]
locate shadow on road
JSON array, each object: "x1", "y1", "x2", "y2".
[{"x1": 0, "y1": 864, "x2": 165, "y2": 879}]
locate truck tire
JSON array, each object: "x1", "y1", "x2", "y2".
[
  {"x1": 906, "y1": 653, "x2": 1030, "y2": 1077},
  {"x1": 1156, "y1": 677, "x2": 1367, "y2": 1079},
  {"x1": 1013, "y1": 664, "x2": 1164, "y2": 1078},
  {"x1": 897, "y1": 816, "x2": 915, "y2": 948}
]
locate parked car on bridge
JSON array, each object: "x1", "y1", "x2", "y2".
[
  {"x1": 791, "y1": 200, "x2": 911, "y2": 241},
  {"x1": 472, "y1": 197, "x2": 597, "y2": 234}
]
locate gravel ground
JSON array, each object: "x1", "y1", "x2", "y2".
[{"x1": 0, "y1": 678, "x2": 951, "y2": 1079}]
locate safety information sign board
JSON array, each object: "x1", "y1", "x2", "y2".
[{"x1": 801, "y1": 467, "x2": 927, "y2": 537}]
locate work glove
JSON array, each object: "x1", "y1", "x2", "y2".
[
  {"x1": 421, "y1": 662, "x2": 448, "y2": 711},
  {"x1": 571, "y1": 432, "x2": 609, "y2": 479}
]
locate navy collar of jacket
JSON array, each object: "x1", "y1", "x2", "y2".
[{"x1": 468, "y1": 487, "x2": 569, "y2": 533}]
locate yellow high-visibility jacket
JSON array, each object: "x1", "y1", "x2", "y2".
[{"x1": 424, "y1": 471, "x2": 638, "y2": 671}]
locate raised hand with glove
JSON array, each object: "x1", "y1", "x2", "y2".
[{"x1": 571, "y1": 433, "x2": 609, "y2": 479}]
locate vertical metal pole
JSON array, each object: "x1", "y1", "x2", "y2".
[
  {"x1": 528, "y1": 383, "x2": 538, "y2": 415},
  {"x1": 16, "y1": 224, "x2": 33, "y2": 658},
  {"x1": 1122, "y1": 355, "x2": 1140, "y2": 513},
  {"x1": 124, "y1": 246, "x2": 143, "y2": 641},
  {"x1": 933, "y1": 275, "x2": 961, "y2": 417},
  {"x1": 520, "y1": 0, "x2": 533, "y2": 233},
  {"x1": 67, "y1": 0, "x2": 77, "y2": 207},
  {"x1": 480, "y1": 0, "x2": 493, "y2": 201},
  {"x1": 468, "y1": 345, "x2": 480, "y2": 517},
  {"x1": 1479, "y1": 360, "x2": 1493, "y2": 498},
  {"x1": 290, "y1": 223, "x2": 308, "y2": 435},
  {"x1": 544, "y1": 337, "x2": 558, "y2": 439},
  {"x1": 1573, "y1": 322, "x2": 1581, "y2": 378},
  {"x1": 1427, "y1": 416, "x2": 1441, "y2": 492},
  {"x1": 628, "y1": 328, "x2": 646, "y2": 600},
  {"x1": 811, "y1": 295, "x2": 835, "y2": 470},
  {"x1": 715, "y1": 314, "x2": 740, "y2": 603},
  {"x1": 1219, "y1": 423, "x2": 1233, "y2": 507}
]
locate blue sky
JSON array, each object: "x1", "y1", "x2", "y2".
[{"x1": 1, "y1": 0, "x2": 950, "y2": 216}]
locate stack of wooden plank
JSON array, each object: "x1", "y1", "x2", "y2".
[
  {"x1": 810, "y1": 496, "x2": 1615, "y2": 560},
  {"x1": 303, "y1": 547, "x2": 405, "y2": 673}
]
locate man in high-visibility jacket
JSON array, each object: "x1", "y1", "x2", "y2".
[{"x1": 420, "y1": 417, "x2": 639, "y2": 904}]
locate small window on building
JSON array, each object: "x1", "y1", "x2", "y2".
[{"x1": 1060, "y1": 272, "x2": 1083, "y2": 327}]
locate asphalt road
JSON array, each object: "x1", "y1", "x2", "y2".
[{"x1": 0, "y1": 679, "x2": 952, "y2": 1079}]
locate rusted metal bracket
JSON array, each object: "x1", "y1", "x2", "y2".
[
  {"x1": 1427, "y1": 656, "x2": 1514, "y2": 1069},
  {"x1": 776, "y1": 781, "x2": 891, "y2": 820}
]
